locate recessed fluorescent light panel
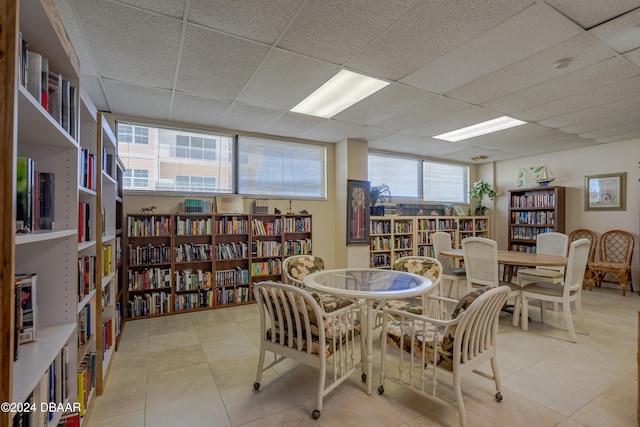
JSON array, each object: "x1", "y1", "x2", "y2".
[
  {"x1": 433, "y1": 116, "x2": 527, "y2": 142},
  {"x1": 290, "y1": 70, "x2": 390, "y2": 118}
]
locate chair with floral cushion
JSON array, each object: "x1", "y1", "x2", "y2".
[
  {"x1": 388, "y1": 256, "x2": 443, "y2": 315},
  {"x1": 282, "y1": 255, "x2": 354, "y2": 312},
  {"x1": 253, "y1": 281, "x2": 362, "y2": 420},
  {"x1": 378, "y1": 285, "x2": 510, "y2": 427}
]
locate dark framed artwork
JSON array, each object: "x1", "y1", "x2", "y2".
[
  {"x1": 584, "y1": 172, "x2": 626, "y2": 211},
  {"x1": 347, "y1": 180, "x2": 370, "y2": 245}
]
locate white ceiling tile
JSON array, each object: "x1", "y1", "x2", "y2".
[
  {"x1": 440, "y1": 147, "x2": 517, "y2": 163},
  {"x1": 544, "y1": 0, "x2": 640, "y2": 29},
  {"x1": 262, "y1": 112, "x2": 327, "y2": 139},
  {"x1": 401, "y1": 3, "x2": 580, "y2": 93},
  {"x1": 217, "y1": 103, "x2": 283, "y2": 133},
  {"x1": 484, "y1": 56, "x2": 640, "y2": 113},
  {"x1": 80, "y1": 75, "x2": 109, "y2": 111},
  {"x1": 447, "y1": 34, "x2": 616, "y2": 105},
  {"x1": 596, "y1": 131, "x2": 640, "y2": 143},
  {"x1": 170, "y1": 93, "x2": 232, "y2": 128},
  {"x1": 177, "y1": 25, "x2": 269, "y2": 100},
  {"x1": 589, "y1": 7, "x2": 640, "y2": 53},
  {"x1": 624, "y1": 47, "x2": 640, "y2": 66},
  {"x1": 346, "y1": 0, "x2": 534, "y2": 80},
  {"x1": 277, "y1": 0, "x2": 421, "y2": 64},
  {"x1": 374, "y1": 96, "x2": 470, "y2": 131},
  {"x1": 333, "y1": 84, "x2": 434, "y2": 126},
  {"x1": 565, "y1": 110, "x2": 640, "y2": 136},
  {"x1": 237, "y1": 49, "x2": 338, "y2": 111},
  {"x1": 53, "y1": 0, "x2": 99, "y2": 76},
  {"x1": 299, "y1": 120, "x2": 365, "y2": 143},
  {"x1": 71, "y1": 0, "x2": 182, "y2": 89},
  {"x1": 514, "y1": 75, "x2": 640, "y2": 121},
  {"x1": 347, "y1": 126, "x2": 395, "y2": 142},
  {"x1": 102, "y1": 80, "x2": 172, "y2": 119},
  {"x1": 540, "y1": 94, "x2": 640, "y2": 129},
  {"x1": 115, "y1": 0, "x2": 186, "y2": 18},
  {"x1": 188, "y1": 0, "x2": 303, "y2": 44}
]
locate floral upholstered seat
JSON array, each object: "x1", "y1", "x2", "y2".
[
  {"x1": 386, "y1": 256, "x2": 443, "y2": 315},
  {"x1": 283, "y1": 255, "x2": 352, "y2": 312}
]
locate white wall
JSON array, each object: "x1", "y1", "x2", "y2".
[{"x1": 491, "y1": 138, "x2": 640, "y2": 285}]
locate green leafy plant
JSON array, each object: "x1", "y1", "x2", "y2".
[
  {"x1": 370, "y1": 183, "x2": 391, "y2": 207},
  {"x1": 469, "y1": 181, "x2": 497, "y2": 215}
]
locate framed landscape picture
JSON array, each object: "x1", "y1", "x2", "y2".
[
  {"x1": 347, "y1": 180, "x2": 370, "y2": 245},
  {"x1": 584, "y1": 172, "x2": 626, "y2": 211}
]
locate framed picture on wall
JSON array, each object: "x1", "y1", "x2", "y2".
[
  {"x1": 347, "y1": 180, "x2": 370, "y2": 245},
  {"x1": 584, "y1": 172, "x2": 626, "y2": 211}
]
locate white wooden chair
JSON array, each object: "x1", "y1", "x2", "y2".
[
  {"x1": 253, "y1": 281, "x2": 362, "y2": 419},
  {"x1": 461, "y1": 237, "x2": 522, "y2": 326},
  {"x1": 378, "y1": 285, "x2": 511, "y2": 427},
  {"x1": 516, "y1": 238, "x2": 590, "y2": 343},
  {"x1": 516, "y1": 232, "x2": 569, "y2": 287},
  {"x1": 431, "y1": 232, "x2": 467, "y2": 298}
]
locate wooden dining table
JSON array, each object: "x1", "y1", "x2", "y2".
[{"x1": 440, "y1": 249, "x2": 568, "y2": 282}]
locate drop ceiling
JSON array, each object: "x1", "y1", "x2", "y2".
[{"x1": 52, "y1": 0, "x2": 640, "y2": 164}]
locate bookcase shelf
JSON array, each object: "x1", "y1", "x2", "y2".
[
  {"x1": 370, "y1": 215, "x2": 490, "y2": 267},
  {"x1": 507, "y1": 186, "x2": 565, "y2": 252},
  {"x1": 123, "y1": 213, "x2": 312, "y2": 319}
]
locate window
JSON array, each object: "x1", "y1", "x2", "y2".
[
  {"x1": 117, "y1": 123, "x2": 234, "y2": 194},
  {"x1": 423, "y1": 161, "x2": 468, "y2": 203},
  {"x1": 118, "y1": 124, "x2": 149, "y2": 144},
  {"x1": 237, "y1": 136, "x2": 326, "y2": 198},
  {"x1": 368, "y1": 154, "x2": 420, "y2": 199},
  {"x1": 368, "y1": 153, "x2": 469, "y2": 203},
  {"x1": 123, "y1": 169, "x2": 149, "y2": 188}
]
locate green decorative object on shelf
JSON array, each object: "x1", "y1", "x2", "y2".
[{"x1": 469, "y1": 181, "x2": 497, "y2": 216}]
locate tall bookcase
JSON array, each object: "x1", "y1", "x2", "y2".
[
  {"x1": 507, "y1": 186, "x2": 565, "y2": 252},
  {"x1": 124, "y1": 213, "x2": 312, "y2": 319},
  {"x1": 0, "y1": 1, "x2": 119, "y2": 424},
  {"x1": 369, "y1": 215, "x2": 489, "y2": 268}
]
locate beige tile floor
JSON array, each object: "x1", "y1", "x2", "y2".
[{"x1": 85, "y1": 283, "x2": 638, "y2": 427}]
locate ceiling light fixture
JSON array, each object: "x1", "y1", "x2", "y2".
[
  {"x1": 290, "y1": 70, "x2": 390, "y2": 118},
  {"x1": 433, "y1": 116, "x2": 527, "y2": 142},
  {"x1": 470, "y1": 155, "x2": 489, "y2": 161},
  {"x1": 553, "y1": 57, "x2": 573, "y2": 69}
]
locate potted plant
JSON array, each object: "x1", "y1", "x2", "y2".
[
  {"x1": 469, "y1": 181, "x2": 497, "y2": 216},
  {"x1": 370, "y1": 183, "x2": 391, "y2": 216}
]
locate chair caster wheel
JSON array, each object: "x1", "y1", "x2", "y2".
[
  {"x1": 312, "y1": 410, "x2": 320, "y2": 419},
  {"x1": 495, "y1": 392, "x2": 503, "y2": 402},
  {"x1": 361, "y1": 372, "x2": 366, "y2": 382},
  {"x1": 378, "y1": 385, "x2": 384, "y2": 395},
  {"x1": 253, "y1": 382, "x2": 260, "y2": 390}
]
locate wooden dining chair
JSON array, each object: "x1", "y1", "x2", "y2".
[
  {"x1": 568, "y1": 229, "x2": 597, "y2": 289},
  {"x1": 588, "y1": 230, "x2": 634, "y2": 296}
]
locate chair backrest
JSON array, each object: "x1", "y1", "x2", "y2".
[
  {"x1": 599, "y1": 230, "x2": 634, "y2": 264},
  {"x1": 431, "y1": 232, "x2": 455, "y2": 269},
  {"x1": 535, "y1": 232, "x2": 569, "y2": 272},
  {"x1": 461, "y1": 237, "x2": 499, "y2": 287},
  {"x1": 283, "y1": 255, "x2": 325, "y2": 287},
  {"x1": 563, "y1": 238, "x2": 591, "y2": 293},
  {"x1": 448, "y1": 285, "x2": 510, "y2": 367},
  {"x1": 568, "y1": 229, "x2": 597, "y2": 263},
  {"x1": 392, "y1": 256, "x2": 443, "y2": 295}
]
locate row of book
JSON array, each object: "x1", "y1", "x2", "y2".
[
  {"x1": 78, "y1": 202, "x2": 92, "y2": 243},
  {"x1": 510, "y1": 193, "x2": 557, "y2": 208},
  {"x1": 511, "y1": 211, "x2": 556, "y2": 225},
  {"x1": 370, "y1": 237, "x2": 391, "y2": 251},
  {"x1": 78, "y1": 255, "x2": 96, "y2": 302},
  {"x1": 128, "y1": 268, "x2": 171, "y2": 291},
  {"x1": 16, "y1": 157, "x2": 55, "y2": 233},
  {"x1": 215, "y1": 242, "x2": 249, "y2": 260},
  {"x1": 79, "y1": 148, "x2": 96, "y2": 191},
  {"x1": 214, "y1": 268, "x2": 249, "y2": 287},
  {"x1": 215, "y1": 217, "x2": 249, "y2": 234},
  {"x1": 175, "y1": 289, "x2": 213, "y2": 310},
  {"x1": 102, "y1": 317, "x2": 114, "y2": 358},
  {"x1": 175, "y1": 216, "x2": 212, "y2": 236},
  {"x1": 127, "y1": 216, "x2": 172, "y2": 237},
  {"x1": 77, "y1": 352, "x2": 97, "y2": 417},
  {"x1": 510, "y1": 226, "x2": 557, "y2": 241},
  {"x1": 103, "y1": 246, "x2": 112, "y2": 277},
  {"x1": 175, "y1": 269, "x2": 213, "y2": 290},
  {"x1": 394, "y1": 237, "x2": 413, "y2": 249},
  {"x1": 251, "y1": 218, "x2": 283, "y2": 235},
  {"x1": 284, "y1": 238, "x2": 312, "y2": 255},
  {"x1": 19, "y1": 33, "x2": 76, "y2": 138},
  {"x1": 252, "y1": 240, "x2": 282, "y2": 257},
  {"x1": 250, "y1": 259, "x2": 282, "y2": 276},
  {"x1": 128, "y1": 244, "x2": 172, "y2": 266},
  {"x1": 78, "y1": 303, "x2": 91, "y2": 347},
  {"x1": 216, "y1": 286, "x2": 251, "y2": 305},
  {"x1": 12, "y1": 346, "x2": 76, "y2": 427},
  {"x1": 173, "y1": 243, "x2": 213, "y2": 263},
  {"x1": 14, "y1": 273, "x2": 38, "y2": 362},
  {"x1": 284, "y1": 216, "x2": 311, "y2": 233},
  {"x1": 178, "y1": 198, "x2": 213, "y2": 214},
  {"x1": 129, "y1": 292, "x2": 171, "y2": 317},
  {"x1": 370, "y1": 254, "x2": 392, "y2": 268}
]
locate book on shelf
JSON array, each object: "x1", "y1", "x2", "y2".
[
  {"x1": 16, "y1": 156, "x2": 34, "y2": 233},
  {"x1": 40, "y1": 55, "x2": 48, "y2": 111},
  {"x1": 57, "y1": 412, "x2": 80, "y2": 427},
  {"x1": 47, "y1": 70, "x2": 62, "y2": 124},
  {"x1": 78, "y1": 255, "x2": 96, "y2": 301},
  {"x1": 78, "y1": 303, "x2": 91, "y2": 346},
  {"x1": 61, "y1": 79, "x2": 71, "y2": 135},
  {"x1": 26, "y1": 50, "x2": 42, "y2": 103},
  {"x1": 103, "y1": 245, "x2": 112, "y2": 276},
  {"x1": 78, "y1": 202, "x2": 91, "y2": 243},
  {"x1": 36, "y1": 171, "x2": 55, "y2": 230},
  {"x1": 13, "y1": 279, "x2": 21, "y2": 361},
  {"x1": 16, "y1": 273, "x2": 37, "y2": 344}
]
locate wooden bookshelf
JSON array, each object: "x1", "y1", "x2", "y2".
[
  {"x1": 124, "y1": 213, "x2": 313, "y2": 319},
  {"x1": 507, "y1": 186, "x2": 565, "y2": 253},
  {"x1": 370, "y1": 215, "x2": 490, "y2": 268}
]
